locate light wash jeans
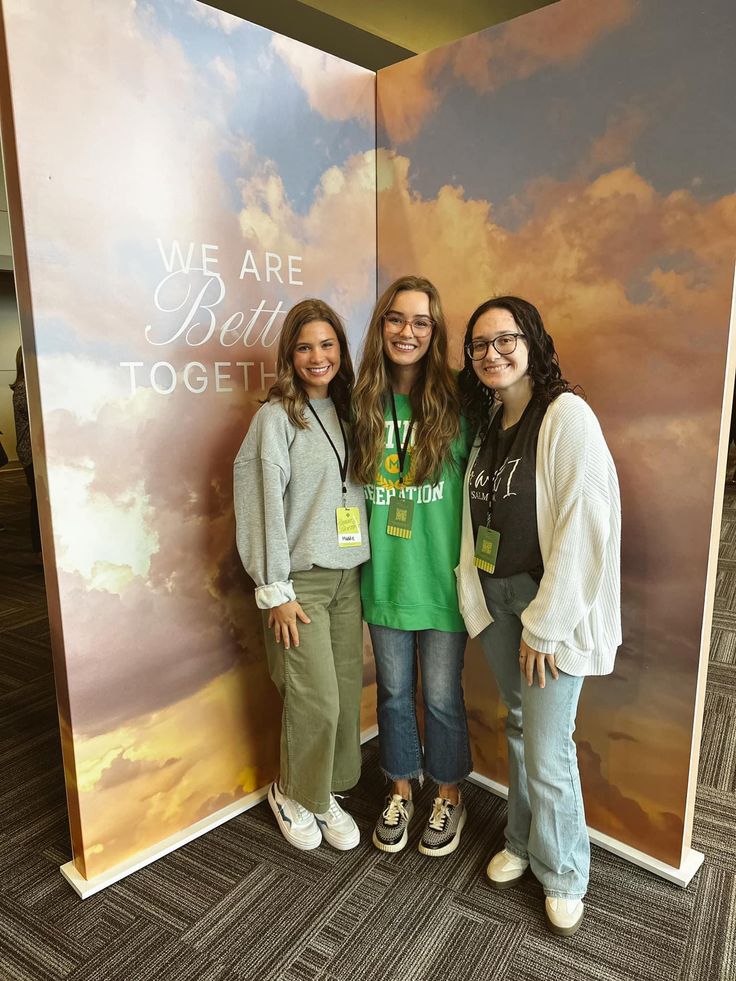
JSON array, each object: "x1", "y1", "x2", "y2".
[
  {"x1": 478, "y1": 572, "x2": 589, "y2": 899},
  {"x1": 368, "y1": 625, "x2": 472, "y2": 786}
]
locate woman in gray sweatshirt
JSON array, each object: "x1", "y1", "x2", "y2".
[{"x1": 234, "y1": 298, "x2": 370, "y2": 852}]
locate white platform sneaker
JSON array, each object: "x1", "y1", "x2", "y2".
[
  {"x1": 315, "y1": 795, "x2": 360, "y2": 850},
  {"x1": 268, "y1": 782, "x2": 322, "y2": 850},
  {"x1": 545, "y1": 897, "x2": 584, "y2": 936},
  {"x1": 486, "y1": 848, "x2": 530, "y2": 889}
]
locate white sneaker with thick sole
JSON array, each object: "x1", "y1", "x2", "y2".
[
  {"x1": 268, "y1": 782, "x2": 321, "y2": 850},
  {"x1": 315, "y1": 795, "x2": 360, "y2": 850},
  {"x1": 486, "y1": 848, "x2": 530, "y2": 889},
  {"x1": 545, "y1": 897, "x2": 584, "y2": 936}
]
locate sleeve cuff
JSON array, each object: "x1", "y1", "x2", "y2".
[
  {"x1": 255, "y1": 580, "x2": 296, "y2": 610},
  {"x1": 520, "y1": 628, "x2": 558, "y2": 656}
]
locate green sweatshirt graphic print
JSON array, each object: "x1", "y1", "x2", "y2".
[{"x1": 361, "y1": 394, "x2": 471, "y2": 631}]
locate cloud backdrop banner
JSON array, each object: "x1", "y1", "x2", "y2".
[
  {"x1": 377, "y1": 0, "x2": 736, "y2": 866},
  {"x1": 1, "y1": 0, "x2": 376, "y2": 879}
]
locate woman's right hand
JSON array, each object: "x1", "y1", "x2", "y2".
[{"x1": 267, "y1": 600, "x2": 311, "y2": 650}]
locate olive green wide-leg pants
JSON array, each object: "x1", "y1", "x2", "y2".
[{"x1": 261, "y1": 566, "x2": 364, "y2": 814}]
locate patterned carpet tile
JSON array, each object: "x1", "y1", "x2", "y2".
[
  {"x1": 692, "y1": 785, "x2": 736, "y2": 874},
  {"x1": 680, "y1": 866, "x2": 736, "y2": 981},
  {"x1": 698, "y1": 692, "x2": 736, "y2": 794},
  {"x1": 1, "y1": 459, "x2": 736, "y2": 981}
]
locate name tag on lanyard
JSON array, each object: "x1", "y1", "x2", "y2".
[
  {"x1": 306, "y1": 402, "x2": 362, "y2": 548},
  {"x1": 386, "y1": 495, "x2": 414, "y2": 539},
  {"x1": 386, "y1": 391, "x2": 415, "y2": 540},
  {"x1": 336, "y1": 506, "x2": 363, "y2": 547},
  {"x1": 473, "y1": 525, "x2": 500, "y2": 573}
]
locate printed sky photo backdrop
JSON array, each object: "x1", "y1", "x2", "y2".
[
  {"x1": 0, "y1": 0, "x2": 376, "y2": 880},
  {"x1": 377, "y1": 0, "x2": 736, "y2": 865},
  {"x1": 1, "y1": 0, "x2": 734, "y2": 885}
]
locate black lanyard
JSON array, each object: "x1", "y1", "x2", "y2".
[
  {"x1": 306, "y1": 401, "x2": 349, "y2": 500},
  {"x1": 481, "y1": 400, "x2": 534, "y2": 527},
  {"x1": 481, "y1": 410, "x2": 505, "y2": 528},
  {"x1": 389, "y1": 391, "x2": 414, "y2": 487}
]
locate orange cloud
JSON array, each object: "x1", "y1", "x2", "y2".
[
  {"x1": 271, "y1": 33, "x2": 375, "y2": 126},
  {"x1": 378, "y1": 0, "x2": 636, "y2": 143}
]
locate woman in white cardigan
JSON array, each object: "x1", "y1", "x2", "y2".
[{"x1": 456, "y1": 296, "x2": 621, "y2": 937}]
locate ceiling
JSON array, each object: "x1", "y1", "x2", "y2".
[{"x1": 203, "y1": 0, "x2": 555, "y2": 69}]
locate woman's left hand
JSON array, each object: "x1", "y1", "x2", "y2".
[{"x1": 519, "y1": 638, "x2": 559, "y2": 688}]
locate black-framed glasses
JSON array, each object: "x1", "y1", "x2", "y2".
[
  {"x1": 383, "y1": 313, "x2": 435, "y2": 337},
  {"x1": 465, "y1": 333, "x2": 525, "y2": 361}
]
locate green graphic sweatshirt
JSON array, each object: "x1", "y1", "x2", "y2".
[{"x1": 361, "y1": 394, "x2": 471, "y2": 632}]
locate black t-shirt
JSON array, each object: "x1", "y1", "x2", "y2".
[{"x1": 469, "y1": 398, "x2": 547, "y2": 581}]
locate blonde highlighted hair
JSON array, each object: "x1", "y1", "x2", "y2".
[
  {"x1": 266, "y1": 298, "x2": 354, "y2": 428},
  {"x1": 352, "y1": 276, "x2": 460, "y2": 486}
]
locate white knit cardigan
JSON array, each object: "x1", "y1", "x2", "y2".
[{"x1": 455, "y1": 393, "x2": 622, "y2": 676}]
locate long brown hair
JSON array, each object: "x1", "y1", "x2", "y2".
[
  {"x1": 352, "y1": 276, "x2": 460, "y2": 485},
  {"x1": 266, "y1": 298, "x2": 354, "y2": 428}
]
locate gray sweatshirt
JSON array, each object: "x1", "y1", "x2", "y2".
[{"x1": 234, "y1": 397, "x2": 370, "y2": 609}]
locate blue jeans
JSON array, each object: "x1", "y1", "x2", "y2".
[
  {"x1": 478, "y1": 573, "x2": 589, "y2": 900},
  {"x1": 368, "y1": 625, "x2": 472, "y2": 785}
]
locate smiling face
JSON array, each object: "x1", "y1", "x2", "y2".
[
  {"x1": 382, "y1": 289, "x2": 433, "y2": 369},
  {"x1": 292, "y1": 320, "x2": 340, "y2": 399},
  {"x1": 471, "y1": 307, "x2": 531, "y2": 399}
]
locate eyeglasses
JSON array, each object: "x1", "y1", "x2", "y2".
[
  {"x1": 465, "y1": 333, "x2": 526, "y2": 360},
  {"x1": 383, "y1": 313, "x2": 435, "y2": 337}
]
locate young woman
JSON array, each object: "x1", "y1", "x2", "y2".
[
  {"x1": 352, "y1": 275, "x2": 472, "y2": 857},
  {"x1": 234, "y1": 298, "x2": 370, "y2": 852},
  {"x1": 456, "y1": 296, "x2": 621, "y2": 936}
]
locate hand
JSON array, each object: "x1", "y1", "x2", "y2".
[
  {"x1": 519, "y1": 638, "x2": 559, "y2": 688},
  {"x1": 267, "y1": 600, "x2": 311, "y2": 650}
]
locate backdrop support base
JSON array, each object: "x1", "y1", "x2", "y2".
[{"x1": 60, "y1": 724, "x2": 381, "y2": 898}]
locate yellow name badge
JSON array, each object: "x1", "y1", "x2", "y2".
[{"x1": 336, "y1": 507, "x2": 363, "y2": 547}]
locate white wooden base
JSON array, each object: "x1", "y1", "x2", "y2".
[
  {"x1": 466, "y1": 770, "x2": 704, "y2": 888},
  {"x1": 61, "y1": 723, "x2": 381, "y2": 898}
]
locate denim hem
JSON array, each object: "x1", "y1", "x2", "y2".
[
  {"x1": 545, "y1": 890, "x2": 587, "y2": 900},
  {"x1": 423, "y1": 766, "x2": 472, "y2": 787},
  {"x1": 504, "y1": 844, "x2": 529, "y2": 861},
  {"x1": 380, "y1": 765, "x2": 424, "y2": 786}
]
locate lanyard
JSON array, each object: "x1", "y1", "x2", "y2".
[
  {"x1": 306, "y1": 401, "x2": 349, "y2": 502},
  {"x1": 481, "y1": 399, "x2": 535, "y2": 527},
  {"x1": 389, "y1": 391, "x2": 414, "y2": 487},
  {"x1": 482, "y1": 410, "x2": 505, "y2": 528}
]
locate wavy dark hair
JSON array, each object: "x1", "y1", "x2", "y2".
[
  {"x1": 351, "y1": 275, "x2": 460, "y2": 486},
  {"x1": 265, "y1": 298, "x2": 354, "y2": 428},
  {"x1": 458, "y1": 295, "x2": 578, "y2": 433}
]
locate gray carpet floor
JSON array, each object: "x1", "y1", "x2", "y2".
[{"x1": 0, "y1": 465, "x2": 734, "y2": 981}]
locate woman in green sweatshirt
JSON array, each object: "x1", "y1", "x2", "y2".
[
  {"x1": 352, "y1": 276, "x2": 472, "y2": 857},
  {"x1": 234, "y1": 298, "x2": 370, "y2": 853}
]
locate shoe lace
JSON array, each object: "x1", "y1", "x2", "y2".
[
  {"x1": 292, "y1": 799, "x2": 312, "y2": 822},
  {"x1": 382, "y1": 794, "x2": 409, "y2": 827},
  {"x1": 428, "y1": 797, "x2": 452, "y2": 832},
  {"x1": 327, "y1": 794, "x2": 345, "y2": 820}
]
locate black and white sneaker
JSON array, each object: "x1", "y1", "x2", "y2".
[
  {"x1": 418, "y1": 795, "x2": 467, "y2": 857},
  {"x1": 268, "y1": 782, "x2": 321, "y2": 850},
  {"x1": 372, "y1": 793, "x2": 414, "y2": 853}
]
